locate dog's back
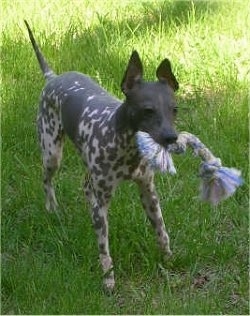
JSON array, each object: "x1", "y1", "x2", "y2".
[{"x1": 41, "y1": 71, "x2": 121, "y2": 145}]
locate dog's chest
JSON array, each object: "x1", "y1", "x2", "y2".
[
  {"x1": 76, "y1": 102, "x2": 142, "y2": 181},
  {"x1": 79, "y1": 116, "x2": 142, "y2": 180}
]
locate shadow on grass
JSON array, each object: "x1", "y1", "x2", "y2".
[
  {"x1": 56, "y1": 0, "x2": 220, "y2": 82},
  {"x1": 3, "y1": 0, "x2": 221, "y2": 81},
  {"x1": 1, "y1": 1, "x2": 249, "y2": 314}
]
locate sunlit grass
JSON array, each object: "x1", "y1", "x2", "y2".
[{"x1": 1, "y1": 0, "x2": 249, "y2": 314}]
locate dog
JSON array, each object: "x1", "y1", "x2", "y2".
[{"x1": 24, "y1": 20, "x2": 179, "y2": 291}]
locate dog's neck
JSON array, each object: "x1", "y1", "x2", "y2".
[{"x1": 114, "y1": 101, "x2": 135, "y2": 133}]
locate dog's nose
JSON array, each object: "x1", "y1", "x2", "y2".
[
  {"x1": 166, "y1": 134, "x2": 177, "y2": 144},
  {"x1": 163, "y1": 133, "x2": 178, "y2": 146}
]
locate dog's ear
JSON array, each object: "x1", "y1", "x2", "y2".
[
  {"x1": 156, "y1": 59, "x2": 179, "y2": 91},
  {"x1": 121, "y1": 50, "x2": 143, "y2": 94}
]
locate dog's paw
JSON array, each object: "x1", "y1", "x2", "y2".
[
  {"x1": 159, "y1": 242, "x2": 172, "y2": 258},
  {"x1": 166, "y1": 249, "x2": 173, "y2": 257},
  {"x1": 45, "y1": 198, "x2": 58, "y2": 212},
  {"x1": 103, "y1": 277, "x2": 115, "y2": 295},
  {"x1": 162, "y1": 248, "x2": 173, "y2": 262}
]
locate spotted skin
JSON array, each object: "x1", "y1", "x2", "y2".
[{"x1": 25, "y1": 20, "x2": 179, "y2": 291}]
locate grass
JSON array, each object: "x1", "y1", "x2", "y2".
[{"x1": 1, "y1": 0, "x2": 249, "y2": 314}]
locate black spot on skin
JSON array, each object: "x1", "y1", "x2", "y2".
[
  {"x1": 45, "y1": 127, "x2": 53, "y2": 136},
  {"x1": 88, "y1": 145, "x2": 96, "y2": 163},
  {"x1": 91, "y1": 166, "x2": 102, "y2": 176},
  {"x1": 85, "y1": 190, "x2": 91, "y2": 198},
  {"x1": 102, "y1": 224, "x2": 107, "y2": 238},
  {"x1": 140, "y1": 164, "x2": 146, "y2": 175},
  {"x1": 142, "y1": 202, "x2": 147, "y2": 210},
  {"x1": 128, "y1": 165, "x2": 136, "y2": 174},
  {"x1": 116, "y1": 171, "x2": 124, "y2": 179},
  {"x1": 95, "y1": 156, "x2": 102, "y2": 164},
  {"x1": 98, "y1": 179, "x2": 106, "y2": 188},
  {"x1": 150, "y1": 205, "x2": 156, "y2": 213},
  {"x1": 108, "y1": 176, "x2": 113, "y2": 182},
  {"x1": 104, "y1": 192, "x2": 111, "y2": 200},
  {"x1": 99, "y1": 243, "x2": 106, "y2": 254},
  {"x1": 106, "y1": 147, "x2": 118, "y2": 161},
  {"x1": 98, "y1": 162, "x2": 111, "y2": 177},
  {"x1": 92, "y1": 206, "x2": 105, "y2": 230},
  {"x1": 96, "y1": 191, "x2": 105, "y2": 205},
  {"x1": 53, "y1": 133, "x2": 63, "y2": 145},
  {"x1": 148, "y1": 216, "x2": 156, "y2": 228},
  {"x1": 96, "y1": 185, "x2": 112, "y2": 203}
]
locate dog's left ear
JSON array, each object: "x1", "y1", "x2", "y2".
[
  {"x1": 156, "y1": 59, "x2": 179, "y2": 91},
  {"x1": 121, "y1": 50, "x2": 143, "y2": 94}
]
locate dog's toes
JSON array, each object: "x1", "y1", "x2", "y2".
[
  {"x1": 103, "y1": 277, "x2": 115, "y2": 295},
  {"x1": 45, "y1": 199, "x2": 58, "y2": 212},
  {"x1": 167, "y1": 249, "x2": 173, "y2": 256},
  {"x1": 159, "y1": 243, "x2": 172, "y2": 258},
  {"x1": 163, "y1": 248, "x2": 173, "y2": 261}
]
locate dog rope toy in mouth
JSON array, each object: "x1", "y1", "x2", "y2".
[{"x1": 136, "y1": 131, "x2": 243, "y2": 205}]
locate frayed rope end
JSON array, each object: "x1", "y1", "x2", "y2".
[
  {"x1": 200, "y1": 163, "x2": 243, "y2": 205},
  {"x1": 136, "y1": 131, "x2": 243, "y2": 205},
  {"x1": 136, "y1": 131, "x2": 176, "y2": 173}
]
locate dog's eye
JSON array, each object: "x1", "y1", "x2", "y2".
[
  {"x1": 173, "y1": 107, "x2": 178, "y2": 114},
  {"x1": 143, "y1": 108, "x2": 155, "y2": 117}
]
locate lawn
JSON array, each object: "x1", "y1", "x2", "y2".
[{"x1": 1, "y1": 0, "x2": 249, "y2": 314}]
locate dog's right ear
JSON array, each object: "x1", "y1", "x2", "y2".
[
  {"x1": 121, "y1": 50, "x2": 143, "y2": 94},
  {"x1": 156, "y1": 59, "x2": 179, "y2": 91}
]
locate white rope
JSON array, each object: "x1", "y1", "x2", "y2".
[{"x1": 136, "y1": 131, "x2": 243, "y2": 205}]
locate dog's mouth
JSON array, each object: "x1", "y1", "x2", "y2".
[
  {"x1": 156, "y1": 135, "x2": 178, "y2": 149},
  {"x1": 138, "y1": 129, "x2": 178, "y2": 150}
]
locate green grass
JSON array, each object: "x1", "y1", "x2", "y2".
[{"x1": 1, "y1": 0, "x2": 249, "y2": 314}]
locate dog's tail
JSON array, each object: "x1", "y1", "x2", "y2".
[{"x1": 24, "y1": 20, "x2": 55, "y2": 80}]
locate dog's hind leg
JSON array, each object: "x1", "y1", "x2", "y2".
[
  {"x1": 136, "y1": 174, "x2": 172, "y2": 257},
  {"x1": 83, "y1": 175, "x2": 115, "y2": 291},
  {"x1": 37, "y1": 100, "x2": 64, "y2": 211}
]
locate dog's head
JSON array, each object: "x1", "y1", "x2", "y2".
[{"x1": 121, "y1": 51, "x2": 179, "y2": 147}]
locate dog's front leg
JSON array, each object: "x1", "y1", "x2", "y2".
[
  {"x1": 137, "y1": 176, "x2": 172, "y2": 257},
  {"x1": 84, "y1": 176, "x2": 115, "y2": 291},
  {"x1": 92, "y1": 203, "x2": 114, "y2": 291}
]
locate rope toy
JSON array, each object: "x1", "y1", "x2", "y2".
[{"x1": 136, "y1": 131, "x2": 243, "y2": 205}]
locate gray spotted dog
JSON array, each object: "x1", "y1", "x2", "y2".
[{"x1": 24, "y1": 20, "x2": 179, "y2": 291}]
